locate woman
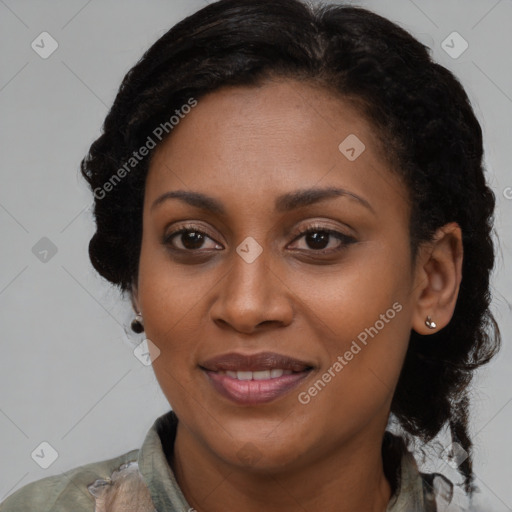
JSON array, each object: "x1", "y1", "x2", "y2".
[{"x1": 0, "y1": 0, "x2": 500, "y2": 511}]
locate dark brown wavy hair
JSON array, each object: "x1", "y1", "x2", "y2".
[{"x1": 80, "y1": 0, "x2": 501, "y2": 497}]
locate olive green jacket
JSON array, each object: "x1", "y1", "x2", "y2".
[{"x1": 0, "y1": 410, "x2": 458, "y2": 511}]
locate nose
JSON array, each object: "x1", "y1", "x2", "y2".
[{"x1": 210, "y1": 248, "x2": 294, "y2": 334}]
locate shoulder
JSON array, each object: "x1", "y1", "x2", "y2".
[
  {"x1": 0, "y1": 448, "x2": 139, "y2": 512},
  {"x1": 383, "y1": 431, "x2": 467, "y2": 512}
]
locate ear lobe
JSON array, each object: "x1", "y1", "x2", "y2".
[
  {"x1": 130, "y1": 281, "x2": 141, "y2": 314},
  {"x1": 411, "y1": 222, "x2": 463, "y2": 335}
]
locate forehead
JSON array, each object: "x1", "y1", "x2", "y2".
[{"x1": 145, "y1": 79, "x2": 407, "y2": 217}]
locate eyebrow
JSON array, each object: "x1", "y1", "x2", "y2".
[{"x1": 150, "y1": 186, "x2": 374, "y2": 215}]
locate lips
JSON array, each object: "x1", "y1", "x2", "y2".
[
  {"x1": 200, "y1": 351, "x2": 313, "y2": 373},
  {"x1": 200, "y1": 352, "x2": 314, "y2": 405}
]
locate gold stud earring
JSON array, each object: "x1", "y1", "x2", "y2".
[{"x1": 425, "y1": 315, "x2": 437, "y2": 329}]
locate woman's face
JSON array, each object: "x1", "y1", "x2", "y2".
[{"x1": 134, "y1": 79, "x2": 422, "y2": 471}]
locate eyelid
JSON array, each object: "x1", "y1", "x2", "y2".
[
  {"x1": 287, "y1": 222, "x2": 357, "y2": 252},
  {"x1": 163, "y1": 220, "x2": 357, "y2": 255},
  {"x1": 164, "y1": 221, "x2": 217, "y2": 237},
  {"x1": 289, "y1": 220, "x2": 356, "y2": 240},
  {"x1": 163, "y1": 223, "x2": 224, "y2": 249}
]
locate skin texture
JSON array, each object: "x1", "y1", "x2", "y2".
[{"x1": 132, "y1": 79, "x2": 463, "y2": 512}]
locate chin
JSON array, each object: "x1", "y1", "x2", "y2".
[{"x1": 206, "y1": 423, "x2": 311, "y2": 473}]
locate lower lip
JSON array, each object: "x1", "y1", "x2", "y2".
[{"x1": 203, "y1": 370, "x2": 312, "y2": 405}]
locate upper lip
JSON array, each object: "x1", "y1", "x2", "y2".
[{"x1": 200, "y1": 351, "x2": 314, "y2": 372}]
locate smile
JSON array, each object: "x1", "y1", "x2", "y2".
[
  {"x1": 200, "y1": 352, "x2": 314, "y2": 405},
  {"x1": 217, "y1": 369, "x2": 293, "y2": 380}
]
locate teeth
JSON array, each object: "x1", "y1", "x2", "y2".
[
  {"x1": 253, "y1": 370, "x2": 270, "y2": 380},
  {"x1": 219, "y1": 369, "x2": 294, "y2": 380}
]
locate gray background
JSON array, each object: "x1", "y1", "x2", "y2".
[{"x1": 0, "y1": 0, "x2": 511, "y2": 509}]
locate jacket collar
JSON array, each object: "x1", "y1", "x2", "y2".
[{"x1": 138, "y1": 410, "x2": 451, "y2": 512}]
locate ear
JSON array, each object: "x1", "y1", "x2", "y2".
[
  {"x1": 411, "y1": 222, "x2": 463, "y2": 335},
  {"x1": 130, "y1": 280, "x2": 141, "y2": 314}
]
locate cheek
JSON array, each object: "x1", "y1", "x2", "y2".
[
  {"x1": 294, "y1": 237, "x2": 412, "y2": 338},
  {"x1": 298, "y1": 309, "x2": 411, "y2": 447},
  {"x1": 136, "y1": 239, "x2": 202, "y2": 376},
  {"x1": 292, "y1": 240, "x2": 413, "y2": 401},
  {"x1": 137, "y1": 225, "x2": 210, "y2": 331}
]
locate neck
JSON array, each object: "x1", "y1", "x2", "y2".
[{"x1": 171, "y1": 423, "x2": 394, "y2": 512}]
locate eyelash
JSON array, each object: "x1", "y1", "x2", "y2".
[{"x1": 163, "y1": 222, "x2": 357, "y2": 256}]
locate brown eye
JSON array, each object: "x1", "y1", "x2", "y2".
[
  {"x1": 303, "y1": 231, "x2": 331, "y2": 250},
  {"x1": 164, "y1": 226, "x2": 223, "y2": 252},
  {"x1": 176, "y1": 230, "x2": 207, "y2": 250},
  {"x1": 289, "y1": 226, "x2": 357, "y2": 254}
]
